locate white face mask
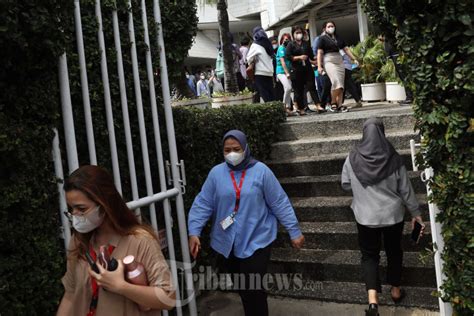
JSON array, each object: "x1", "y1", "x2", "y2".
[
  {"x1": 225, "y1": 151, "x2": 245, "y2": 166},
  {"x1": 295, "y1": 33, "x2": 303, "y2": 41},
  {"x1": 272, "y1": 44, "x2": 278, "y2": 49},
  {"x1": 327, "y1": 27, "x2": 335, "y2": 35},
  {"x1": 72, "y1": 206, "x2": 104, "y2": 233},
  {"x1": 200, "y1": 75, "x2": 205, "y2": 80}
]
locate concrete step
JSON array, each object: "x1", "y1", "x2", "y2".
[
  {"x1": 268, "y1": 149, "x2": 416, "y2": 178},
  {"x1": 268, "y1": 248, "x2": 436, "y2": 287},
  {"x1": 271, "y1": 130, "x2": 419, "y2": 160},
  {"x1": 275, "y1": 222, "x2": 432, "y2": 251},
  {"x1": 278, "y1": 108, "x2": 415, "y2": 141},
  {"x1": 292, "y1": 195, "x2": 429, "y2": 222},
  {"x1": 197, "y1": 291, "x2": 440, "y2": 316},
  {"x1": 268, "y1": 281, "x2": 439, "y2": 310},
  {"x1": 280, "y1": 171, "x2": 425, "y2": 198}
]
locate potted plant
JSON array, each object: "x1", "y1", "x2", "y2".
[
  {"x1": 172, "y1": 96, "x2": 212, "y2": 109},
  {"x1": 352, "y1": 36, "x2": 386, "y2": 101},
  {"x1": 379, "y1": 59, "x2": 407, "y2": 102},
  {"x1": 211, "y1": 88, "x2": 253, "y2": 108}
]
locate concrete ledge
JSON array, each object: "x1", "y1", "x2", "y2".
[{"x1": 195, "y1": 290, "x2": 440, "y2": 315}]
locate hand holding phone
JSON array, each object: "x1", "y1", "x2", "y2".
[
  {"x1": 411, "y1": 217, "x2": 425, "y2": 244},
  {"x1": 85, "y1": 252, "x2": 100, "y2": 274}
]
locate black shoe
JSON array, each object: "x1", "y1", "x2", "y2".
[{"x1": 365, "y1": 303, "x2": 379, "y2": 316}]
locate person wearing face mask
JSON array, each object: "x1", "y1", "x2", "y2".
[
  {"x1": 317, "y1": 21, "x2": 359, "y2": 113},
  {"x1": 275, "y1": 33, "x2": 295, "y2": 116},
  {"x1": 57, "y1": 165, "x2": 176, "y2": 316},
  {"x1": 196, "y1": 72, "x2": 210, "y2": 97},
  {"x1": 270, "y1": 36, "x2": 284, "y2": 102},
  {"x1": 188, "y1": 130, "x2": 305, "y2": 316},
  {"x1": 247, "y1": 26, "x2": 276, "y2": 102},
  {"x1": 286, "y1": 25, "x2": 325, "y2": 115}
]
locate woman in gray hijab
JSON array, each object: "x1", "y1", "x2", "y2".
[{"x1": 341, "y1": 118, "x2": 424, "y2": 316}]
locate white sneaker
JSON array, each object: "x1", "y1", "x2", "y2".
[{"x1": 325, "y1": 105, "x2": 335, "y2": 112}]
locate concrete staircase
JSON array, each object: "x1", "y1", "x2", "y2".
[{"x1": 266, "y1": 104, "x2": 438, "y2": 310}]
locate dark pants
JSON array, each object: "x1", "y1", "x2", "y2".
[
  {"x1": 216, "y1": 244, "x2": 272, "y2": 316},
  {"x1": 391, "y1": 57, "x2": 413, "y2": 100},
  {"x1": 317, "y1": 74, "x2": 331, "y2": 105},
  {"x1": 237, "y1": 72, "x2": 246, "y2": 91},
  {"x1": 292, "y1": 69, "x2": 320, "y2": 110},
  {"x1": 356, "y1": 221, "x2": 404, "y2": 292},
  {"x1": 255, "y1": 75, "x2": 275, "y2": 102},
  {"x1": 343, "y1": 69, "x2": 361, "y2": 102},
  {"x1": 274, "y1": 77, "x2": 284, "y2": 103}
]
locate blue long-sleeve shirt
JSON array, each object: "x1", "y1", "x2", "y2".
[{"x1": 188, "y1": 161, "x2": 302, "y2": 259}]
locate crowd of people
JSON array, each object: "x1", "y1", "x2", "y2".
[{"x1": 184, "y1": 20, "x2": 367, "y2": 116}]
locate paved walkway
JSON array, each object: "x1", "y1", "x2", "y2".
[{"x1": 196, "y1": 291, "x2": 440, "y2": 316}]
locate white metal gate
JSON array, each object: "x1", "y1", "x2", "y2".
[
  {"x1": 52, "y1": 1, "x2": 197, "y2": 314},
  {"x1": 410, "y1": 139, "x2": 453, "y2": 316}
]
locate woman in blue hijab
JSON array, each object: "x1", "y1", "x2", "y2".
[{"x1": 188, "y1": 129, "x2": 304, "y2": 316}]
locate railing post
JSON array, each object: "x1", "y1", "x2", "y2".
[{"x1": 153, "y1": 0, "x2": 198, "y2": 314}]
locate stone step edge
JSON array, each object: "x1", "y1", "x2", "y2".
[
  {"x1": 290, "y1": 194, "x2": 427, "y2": 208},
  {"x1": 278, "y1": 221, "x2": 431, "y2": 235},
  {"x1": 280, "y1": 108, "x2": 414, "y2": 127},
  {"x1": 270, "y1": 248, "x2": 434, "y2": 268},
  {"x1": 278, "y1": 170, "x2": 421, "y2": 184},
  {"x1": 272, "y1": 129, "x2": 418, "y2": 147},
  {"x1": 267, "y1": 281, "x2": 439, "y2": 310},
  {"x1": 266, "y1": 149, "x2": 413, "y2": 166}
]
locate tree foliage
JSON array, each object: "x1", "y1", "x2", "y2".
[{"x1": 362, "y1": 1, "x2": 474, "y2": 314}]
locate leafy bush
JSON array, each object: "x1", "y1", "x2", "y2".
[
  {"x1": 362, "y1": 0, "x2": 474, "y2": 314},
  {"x1": 0, "y1": 0, "x2": 198, "y2": 314},
  {"x1": 351, "y1": 36, "x2": 386, "y2": 83}
]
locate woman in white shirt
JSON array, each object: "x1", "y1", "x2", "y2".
[{"x1": 246, "y1": 27, "x2": 275, "y2": 102}]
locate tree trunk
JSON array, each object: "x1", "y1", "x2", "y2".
[{"x1": 217, "y1": 0, "x2": 239, "y2": 94}]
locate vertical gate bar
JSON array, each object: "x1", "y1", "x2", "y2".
[
  {"x1": 52, "y1": 129, "x2": 72, "y2": 250},
  {"x1": 59, "y1": 53, "x2": 79, "y2": 173},
  {"x1": 111, "y1": 5, "x2": 141, "y2": 217},
  {"x1": 74, "y1": 0, "x2": 97, "y2": 165},
  {"x1": 127, "y1": 0, "x2": 159, "y2": 230},
  {"x1": 95, "y1": 0, "x2": 122, "y2": 193},
  {"x1": 425, "y1": 168, "x2": 453, "y2": 316},
  {"x1": 140, "y1": 1, "x2": 182, "y2": 315},
  {"x1": 152, "y1": 1, "x2": 198, "y2": 314}
]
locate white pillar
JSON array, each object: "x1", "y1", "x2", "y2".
[
  {"x1": 308, "y1": 9, "x2": 318, "y2": 42},
  {"x1": 357, "y1": 0, "x2": 369, "y2": 42}
]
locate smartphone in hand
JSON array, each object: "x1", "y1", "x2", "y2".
[
  {"x1": 85, "y1": 252, "x2": 100, "y2": 274},
  {"x1": 411, "y1": 221, "x2": 424, "y2": 244}
]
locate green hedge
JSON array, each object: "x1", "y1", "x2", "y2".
[
  {"x1": 0, "y1": 0, "x2": 198, "y2": 314},
  {"x1": 362, "y1": 1, "x2": 474, "y2": 314}
]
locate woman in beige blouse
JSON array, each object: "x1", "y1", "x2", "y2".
[{"x1": 57, "y1": 165, "x2": 175, "y2": 316}]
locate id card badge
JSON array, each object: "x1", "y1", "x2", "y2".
[{"x1": 220, "y1": 215, "x2": 235, "y2": 230}]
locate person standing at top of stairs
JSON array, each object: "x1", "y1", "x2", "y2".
[{"x1": 341, "y1": 117, "x2": 426, "y2": 316}]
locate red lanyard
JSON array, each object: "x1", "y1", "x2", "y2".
[
  {"x1": 87, "y1": 244, "x2": 115, "y2": 316},
  {"x1": 230, "y1": 169, "x2": 246, "y2": 214}
]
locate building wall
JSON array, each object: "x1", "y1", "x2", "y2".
[{"x1": 227, "y1": 0, "x2": 262, "y2": 18}]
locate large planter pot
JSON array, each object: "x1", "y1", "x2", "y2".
[
  {"x1": 361, "y1": 83, "x2": 386, "y2": 101},
  {"x1": 385, "y1": 82, "x2": 407, "y2": 101},
  {"x1": 211, "y1": 94, "x2": 253, "y2": 109},
  {"x1": 172, "y1": 98, "x2": 211, "y2": 109}
]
